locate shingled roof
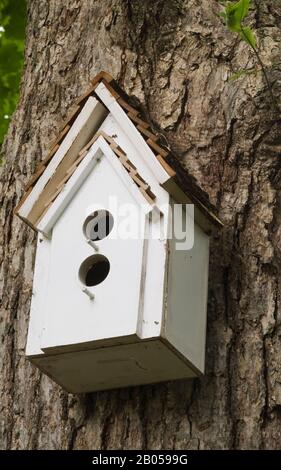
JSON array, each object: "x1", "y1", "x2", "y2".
[{"x1": 15, "y1": 71, "x2": 223, "y2": 231}]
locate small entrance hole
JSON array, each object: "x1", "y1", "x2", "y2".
[{"x1": 83, "y1": 210, "x2": 114, "y2": 241}]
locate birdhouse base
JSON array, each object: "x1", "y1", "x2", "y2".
[{"x1": 29, "y1": 339, "x2": 199, "y2": 393}]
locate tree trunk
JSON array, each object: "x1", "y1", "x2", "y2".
[{"x1": 0, "y1": 0, "x2": 281, "y2": 450}]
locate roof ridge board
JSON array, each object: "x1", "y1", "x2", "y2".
[
  {"x1": 96, "y1": 73, "x2": 135, "y2": 105},
  {"x1": 54, "y1": 75, "x2": 171, "y2": 183},
  {"x1": 100, "y1": 77, "x2": 153, "y2": 132},
  {"x1": 90, "y1": 70, "x2": 114, "y2": 86},
  {"x1": 94, "y1": 80, "x2": 176, "y2": 179},
  {"x1": 98, "y1": 76, "x2": 164, "y2": 143}
]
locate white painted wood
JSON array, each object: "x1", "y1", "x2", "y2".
[
  {"x1": 95, "y1": 83, "x2": 171, "y2": 185},
  {"x1": 37, "y1": 147, "x2": 103, "y2": 236},
  {"x1": 136, "y1": 209, "x2": 167, "y2": 339},
  {"x1": 24, "y1": 97, "x2": 211, "y2": 393},
  {"x1": 31, "y1": 340, "x2": 196, "y2": 393},
  {"x1": 98, "y1": 114, "x2": 172, "y2": 238},
  {"x1": 26, "y1": 235, "x2": 51, "y2": 356},
  {"x1": 97, "y1": 137, "x2": 153, "y2": 212},
  {"x1": 18, "y1": 97, "x2": 108, "y2": 222},
  {"x1": 99, "y1": 114, "x2": 170, "y2": 209},
  {"x1": 163, "y1": 199, "x2": 210, "y2": 373},
  {"x1": 40, "y1": 148, "x2": 148, "y2": 351},
  {"x1": 37, "y1": 135, "x2": 154, "y2": 236}
]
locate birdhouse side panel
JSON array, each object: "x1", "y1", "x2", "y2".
[{"x1": 164, "y1": 215, "x2": 210, "y2": 373}]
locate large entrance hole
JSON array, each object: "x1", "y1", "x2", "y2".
[{"x1": 79, "y1": 255, "x2": 110, "y2": 287}]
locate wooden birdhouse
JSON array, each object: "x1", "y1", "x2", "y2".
[{"x1": 15, "y1": 71, "x2": 222, "y2": 393}]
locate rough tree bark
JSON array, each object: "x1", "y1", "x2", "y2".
[{"x1": 0, "y1": 0, "x2": 281, "y2": 450}]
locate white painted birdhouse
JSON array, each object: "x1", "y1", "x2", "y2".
[{"x1": 15, "y1": 72, "x2": 222, "y2": 393}]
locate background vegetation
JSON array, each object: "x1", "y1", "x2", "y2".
[{"x1": 0, "y1": 0, "x2": 26, "y2": 147}]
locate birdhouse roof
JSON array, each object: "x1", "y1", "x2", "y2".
[{"x1": 15, "y1": 71, "x2": 223, "y2": 233}]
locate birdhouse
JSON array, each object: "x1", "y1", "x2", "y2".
[{"x1": 15, "y1": 71, "x2": 222, "y2": 393}]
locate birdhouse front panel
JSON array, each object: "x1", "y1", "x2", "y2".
[
  {"x1": 15, "y1": 71, "x2": 223, "y2": 393},
  {"x1": 40, "y1": 145, "x2": 149, "y2": 351}
]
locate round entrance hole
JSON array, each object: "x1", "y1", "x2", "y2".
[
  {"x1": 83, "y1": 210, "x2": 114, "y2": 242},
  {"x1": 79, "y1": 255, "x2": 110, "y2": 287}
]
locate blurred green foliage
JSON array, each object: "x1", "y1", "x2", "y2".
[{"x1": 0, "y1": 0, "x2": 26, "y2": 147}]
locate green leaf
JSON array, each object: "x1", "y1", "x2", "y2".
[
  {"x1": 224, "y1": 0, "x2": 251, "y2": 32},
  {"x1": 240, "y1": 26, "x2": 257, "y2": 48},
  {"x1": 229, "y1": 67, "x2": 257, "y2": 81},
  {"x1": 229, "y1": 69, "x2": 249, "y2": 80}
]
